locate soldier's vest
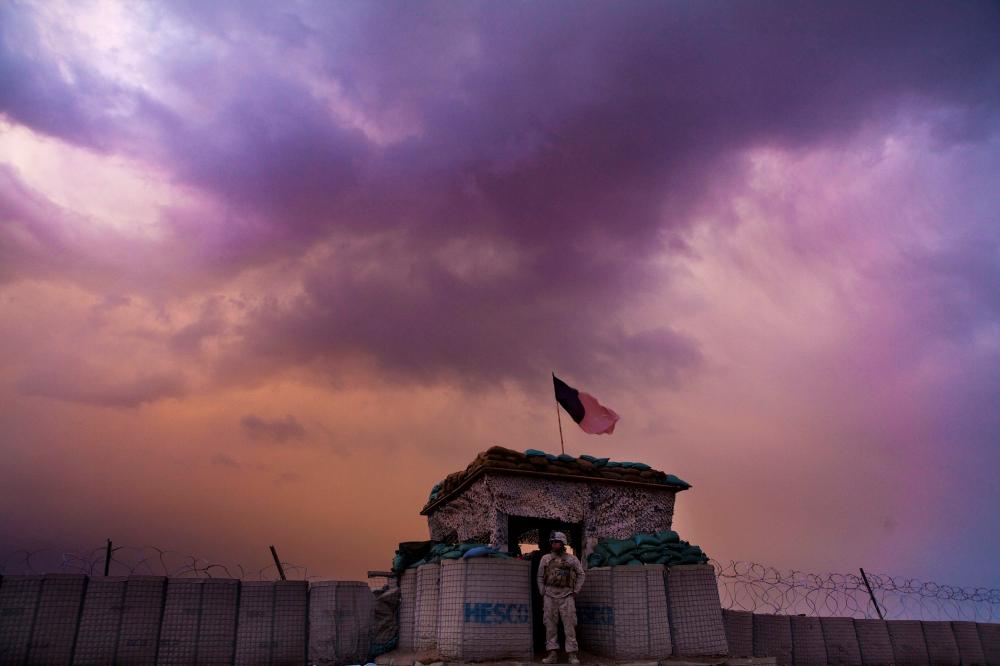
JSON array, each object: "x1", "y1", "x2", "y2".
[{"x1": 544, "y1": 555, "x2": 578, "y2": 590}]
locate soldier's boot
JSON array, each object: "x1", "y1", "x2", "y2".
[
  {"x1": 567, "y1": 653, "x2": 580, "y2": 665},
  {"x1": 542, "y1": 650, "x2": 559, "y2": 664}
]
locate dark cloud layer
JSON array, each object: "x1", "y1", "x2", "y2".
[{"x1": 2, "y1": 1, "x2": 999, "y2": 398}]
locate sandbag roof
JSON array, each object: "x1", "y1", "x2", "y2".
[{"x1": 421, "y1": 445, "x2": 690, "y2": 515}]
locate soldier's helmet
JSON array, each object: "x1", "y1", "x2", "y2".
[{"x1": 550, "y1": 531, "x2": 568, "y2": 545}]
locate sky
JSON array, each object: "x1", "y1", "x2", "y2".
[{"x1": 1, "y1": 0, "x2": 999, "y2": 587}]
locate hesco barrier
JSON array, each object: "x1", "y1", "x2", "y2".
[
  {"x1": 665, "y1": 563, "x2": 728, "y2": 656},
  {"x1": 116, "y1": 576, "x2": 167, "y2": 665},
  {"x1": 436, "y1": 558, "x2": 533, "y2": 662},
  {"x1": 397, "y1": 568, "x2": 417, "y2": 650},
  {"x1": 790, "y1": 615, "x2": 827, "y2": 665},
  {"x1": 887, "y1": 619, "x2": 929, "y2": 665},
  {"x1": 722, "y1": 609, "x2": 754, "y2": 657},
  {"x1": 28, "y1": 574, "x2": 88, "y2": 665},
  {"x1": 951, "y1": 621, "x2": 987, "y2": 665},
  {"x1": 854, "y1": 618, "x2": 894, "y2": 666},
  {"x1": 0, "y1": 574, "x2": 44, "y2": 664},
  {"x1": 576, "y1": 564, "x2": 671, "y2": 660},
  {"x1": 73, "y1": 576, "x2": 129, "y2": 665},
  {"x1": 414, "y1": 563, "x2": 440, "y2": 651},
  {"x1": 308, "y1": 581, "x2": 374, "y2": 665},
  {"x1": 234, "y1": 580, "x2": 307, "y2": 666},
  {"x1": 922, "y1": 620, "x2": 960, "y2": 665},
  {"x1": 754, "y1": 613, "x2": 793, "y2": 665},
  {"x1": 371, "y1": 585, "x2": 400, "y2": 656},
  {"x1": 980, "y1": 622, "x2": 1000, "y2": 664},
  {"x1": 818, "y1": 616, "x2": 862, "y2": 665},
  {"x1": 156, "y1": 577, "x2": 240, "y2": 666}
]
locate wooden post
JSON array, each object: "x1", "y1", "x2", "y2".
[
  {"x1": 859, "y1": 567, "x2": 884, "y2": 619},
  {"x1": 270, "y1": 545, "x2": 287, "y2": 581}
]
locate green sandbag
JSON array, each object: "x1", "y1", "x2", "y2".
[
  {"x1": 587, "y1": 553, "x2": 604, "y2": 568},
  {"x1": 608, "y1": 553, "x2": 634, "y2": 566},
  {"x1": 626, "y1": 559, "x2": 643, "y2": 566},
  {"x1": 603, "y1": 540, "x2": 636, "y2": 557},
  {"x1": 440, "y1": 550, "x2": 463, "y2": 559},
  {"x1": 639, "y1": 550, "x2": 663, "y2": 563},
  {"x1": 634, "y1": 533, "x2": 659, "y2": 546},
  {"x1": 525, "y1": 449, "x2": 547, "y2": 457},
  {"x1": 655, "y1": 554, "x2": 670, "y2": 565},
  {"x1": 655, "y1": 530, "x2": 680, "y2": 543}
]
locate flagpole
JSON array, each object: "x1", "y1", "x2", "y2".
[{"x1": 554, "y1": 386, "x2": 565, "y2": 455}]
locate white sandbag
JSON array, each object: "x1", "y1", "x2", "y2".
[
  {"x1": 576, "y1": 564, "x2": 671, "y2": 660},
  {"x1": 414, "y1": 564, "x2": 440, "y2": 651},
  {"x1": 436, "y1": 558, "x2": 533, "y2": 662}
]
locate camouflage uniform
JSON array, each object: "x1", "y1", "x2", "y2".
[{"x1": 537, "y1": 551, "x2": 586, "y2": 652}]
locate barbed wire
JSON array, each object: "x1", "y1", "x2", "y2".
[
  {"x1": 4, "y1": 547, "x2": 998, "y2": 621},
  {"x1": 0, "y1": 545, "x2": 316, "y2": 581},
  {"x1": 711, "y1": 559, "x2": 1000, "y2": 622}
]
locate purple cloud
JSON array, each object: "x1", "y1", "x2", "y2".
[{"x1": 240, "y1": 414, "x2": 307, "y2": 444}]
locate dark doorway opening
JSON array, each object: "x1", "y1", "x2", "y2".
[{"x1": 507, "y1": 516, "x2": 584, "y2": 652}]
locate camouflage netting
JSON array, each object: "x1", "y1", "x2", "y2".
[{"x1": 424, "y1": 446, "x2": 690, "y2": 509}]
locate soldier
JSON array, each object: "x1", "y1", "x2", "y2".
[{"x1": 537, "y1": 531, "x2": 585, "y2": 664}]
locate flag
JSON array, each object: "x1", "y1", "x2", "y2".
[{"x1": 552, "y1": 373, "x2": 620, "y2": 435}]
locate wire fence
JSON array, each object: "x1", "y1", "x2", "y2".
[
  {"x1": 711, "y1": 559, "x2": 1000, "y2": 622},
  {"x1": 3, "y1": 546, "x2": 998, "y2": 622}
]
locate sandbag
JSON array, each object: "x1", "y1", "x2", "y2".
[
  {"x1": 436, "y1": 558, "x2": 533, "y2": 662},
  {"x1": 665, "y1": 564, "x2": 728, "y2": 656},
  {"x1": 415, "y1": 564, "x2": 440, "y2": 651},
  {"x1": 308, "y1": 581, "x2": 374, "y2": 666},
  {"x1": 576, "y1": 564, "x2": 671, "y2": 661}
]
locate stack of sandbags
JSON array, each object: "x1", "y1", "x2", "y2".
[
  {"x1": 414, "y1": 564, "x2": 440, "y2": 651},
  {"x1": 665, "y1": 564, "x2": 729, "y2": 657},
  {"x1": 576, "y1": 564, "x2": 671, "y2": 660},
  {"x1": 308, "y1": 581, "x2": 374, "y2": 666},
  {"x1": 587, "y1": 531, "x2": 709, "y2": 568},
  {"x1": 436, "y1": 558, "x2": 533, "y2": 662}
]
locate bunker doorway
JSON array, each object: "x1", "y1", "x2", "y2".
[{"x1": 507, "y1": 516, "x2": 584, "y2": 653}]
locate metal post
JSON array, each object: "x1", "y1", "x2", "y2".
[
  {"x1": 270, "y1": 545, "x2": 287, "y2": 581},
  {"x1": 103, "y1": 538, "x2": 112, "y2": 576},
  {"x1": 555, "y1": 400, "x2": 565, "y2": 455},
  {"x1": 859, "y1": 567, "x2": 884, "y2": 619}
]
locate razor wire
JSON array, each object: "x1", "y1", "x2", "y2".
[
  {"x1": 711, "y1": 559, "x2": 1000, "y2": 622},
  {"x1": 0, "y1": 544, "x2": 317, "y2": 581}
]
